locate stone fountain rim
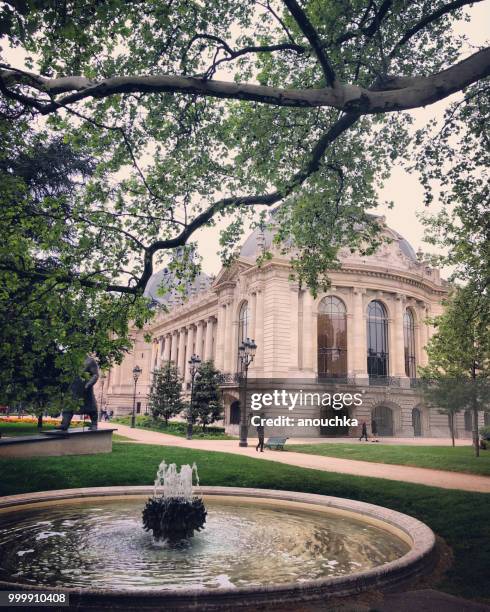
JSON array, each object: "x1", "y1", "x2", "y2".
[{"x1": 0, "y1": 486, "x2": 436, "y2": 606}]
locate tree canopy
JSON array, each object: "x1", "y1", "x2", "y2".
[
  {"x1": 0, "y1": 118, "x2": 148, "y2": 404},
  {"x1": 420, "y1": 284, "x2": 490, "y2": 453},
  {"x1": 1, "y1": 0, "x2": 489, "y2": 297}
]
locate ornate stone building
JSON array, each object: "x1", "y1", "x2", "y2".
[{"x1": 103, "y1": 219, "x2": 485, "y2": 439}]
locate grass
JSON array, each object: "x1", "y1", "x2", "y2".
[
  {"x1": 0, "y1": 421, "x2": 82, "y2": 437},
  {"x1": 286, "y1": 443, "x2": 490, "y2": 476},
  {"x1": 0, "y1": 442, "x2": 489, "y2": 602},
  {"x1": 112, "y1": 415, "x2": 236, "y2": 439},
  {"x1": 112, "y1": 433, "x2": 134, "y2": 441}
]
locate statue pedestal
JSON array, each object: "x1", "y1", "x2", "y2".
[{"x1": 0, "y1": 428, "x2": 117, "y2": 458}]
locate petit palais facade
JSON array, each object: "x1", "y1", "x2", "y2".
[{"x1": 103, "y1": 219, "x2": 486, "y2": 439}]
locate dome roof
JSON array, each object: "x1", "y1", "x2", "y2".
[
  {"x1": 239, "y1": 221, "x2": 418, "y2": 262},
  {"x1": 144, "y1": 268, "x2": 212, "y2": 305},
  {"x1": 239, "y1": 227, "x2": 274, "y2": 258}
]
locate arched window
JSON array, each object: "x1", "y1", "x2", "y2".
[
  {"x1": 367, "y1": 300, "x2": 389, "y2": 378},
  {"x1": 237, "y1": 301, "x2": 249, "y2": 371},
  {"x1": 317, "y1": 296, "x2": 347, "y2": 378},
  {"x1": 229, "y1": 401, "x2": 240, "y2": 425},
  {"x1": 404, "y1": 308, "x2": 416, "y2": 378},
  {"x1": 412, "y1": 407, "x2": 422, "y2": 436}
]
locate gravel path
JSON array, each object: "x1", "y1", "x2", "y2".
[{"x1": 104, "y1": 423, "x2": 490, "y2": 493}]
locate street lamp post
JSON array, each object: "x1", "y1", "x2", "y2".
[
  {"x1": 131, "y1": 365, "x2": 142, "y2": 428},
  {"x1": 98, "y1": 373, "x2": 106, "y2": 420},
  {"x1": 187, "y1": 354, "x2": 201, "y2": 440},
  {"x1": 238, "y1": 338, "x2": 257, "y2": 447}
]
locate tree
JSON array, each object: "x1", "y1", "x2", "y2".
[
  {"x1": 0, "y1": 1, "x2": 488, "y2": 298},
  {"x1": 420, "y1": 285, "x2": 490, "y2": 456},
  {"x1": 420, "y1": 376, "x2": 466, "y2": 447},
  {"x1": 0, "y1": 118, "x2": 148, "y2": 407},
  {"x1": 190, "y1": 361, "x2": 223, "y2": 430},
  {"x1": 147, "y1": 362, "x2": 184, "y2": 425}
]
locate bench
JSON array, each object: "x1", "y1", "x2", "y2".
[{"x1": 265, "y1": 437, "x2": 288, "y2": 450}]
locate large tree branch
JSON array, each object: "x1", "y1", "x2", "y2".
[
  {"x1": 282, "y1": 0, "x2": 337, "y2": 86},
  {"x1": 389, "y1": 0, "x2": 485, "y2": 58},
  {"x1": 2, "y1": 47, "x2": 489, "y2": 113},
  {"x1": 0, "y1": 264, "x2": 139, "y2": 294},
  {"x1": 138, "y1": 112, "x2": 360, "y2": 290},
  {"x1": 2, "y1": 111, "x2": 359, "y2": 296}
]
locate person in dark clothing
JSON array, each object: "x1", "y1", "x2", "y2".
[
  {"x1": 359, "y1": 420, "x2": 368, "y2": 441},
  {"x1": 256, "y1": 423, "x2": 265, "y2": 452},
  {"x1": 371, "y1": 418, "x2": 379, "y2": 442}
]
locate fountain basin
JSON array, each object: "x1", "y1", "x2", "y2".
[{"x1": 0, "y1": 486, "x2": 436, "y2": 610}]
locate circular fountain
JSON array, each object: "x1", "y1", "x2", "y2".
[{"x1": 0, "y1": 463, "x2": 436, "y2": 610}]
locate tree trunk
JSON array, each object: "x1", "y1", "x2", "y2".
[
  {"x1": 37, "y1": 413, "x2": 43, "y2": 429},
  {"x1": 473, "y1": 407, "x2": 480, "y2": 457},
  {"x1": 449, "y1": 413, "x2": 455, "y2": 447},
  {"x1": 472, "y1": 363, "x2": 479, "y2": 457}
]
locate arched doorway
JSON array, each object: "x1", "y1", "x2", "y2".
[
  {"x1": 372, "y1": 405, "x2": 394, "y2": 436},
  {"x1": 229, "y1": 401, "x2": 240, "y2": 425},
  {"x1": 464, "y1": 410, "x2": 472, "y2": 432},
  {"x1": 320, "y1": 405, "x2": 350, "y2": 437},
  {"x1": 412, "y1": 407, "x2": 422, "y2": 436}
]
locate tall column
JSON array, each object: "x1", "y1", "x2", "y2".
[
  {"x1": 419, "y1": 304, "x2": 430, "y2": 367},
  {"x1": 215, "y1": 305, "x2": 225, "y2": 371},
  {"x1": 204, "y1": 318, "x2": 214, "y2": 361},
  {"x1": 253, "y1": 289, "x2": 264, "y2": 371},
  {"x1": 195, "y1": 320, "x2": 204, "y2": 360},
  {"x1": 163, "y1": 333, "x2": 171, "y2": 362},
  {"x1": 223, "y1": 302, "x2": 233, "y2": 373},
  {"x1": 184, "y1": 325, "x2": 195, "y2": 384},
  {"x1": 250, "y1": 292, "x2": 257, "y2": 341},
  {"x1": 289, "y1": 284, "x2": 300, "y2": 371},
  {"x1": 230, "y1": 302, "x2": 239, "y2": 374},
  {"x1": 352, "y1": 288, "x2": 367, "y2": 381},
  {"x1": 394, "y1": 294, "x2": 408, "y2": 379},
  {"x1": 302, "y1": 289, "x2": 314, "y2": 371},
  {"x1": 151, "y1": 339, "x2": 159, "y2": 370},
  {"x1": 177, "y1": 328, "x2": 186, "y2": 377},
  {"x1": 170, "y1": 330, "x2": 178, "y2": 363},
  {"x1": 156, "y1": 336, "x2": 164, "y2": 368}
]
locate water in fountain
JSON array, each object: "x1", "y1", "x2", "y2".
[
  {"x1": 143, "y1": 460, "x2": 206, "y2": 543},
  {"x1": 153, "y1": 460, "x2": 199, "y2": 498}
]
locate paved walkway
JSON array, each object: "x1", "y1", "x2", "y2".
[{"x1": 103, "y1": 423, "x2": 490, "y2": 493}]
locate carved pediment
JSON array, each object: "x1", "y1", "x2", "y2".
[{"x1": 212, "y1": 258, "x2": 252, "y2": 288}]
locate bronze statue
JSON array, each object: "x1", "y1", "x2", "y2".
[{"x1": 59, "y1": 356, "x2": 99, "y2": 430}]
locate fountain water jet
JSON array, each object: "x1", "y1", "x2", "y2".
[{"x1": 142, "y1": 460, "x2": 206, "y2": 542}]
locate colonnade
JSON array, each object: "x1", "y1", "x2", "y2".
[
  {"x1": 149, "y1": 285, "x2": 431, "y2": 385},
  {"x1": 215, "y1": 288, "x2": 264, "y2": 374},
  {"x1": 152, "y1": 316, "x2": 216, "y2": 384}
]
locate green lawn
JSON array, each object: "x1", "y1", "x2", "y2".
[
  {"x1": 0, "y1": 421, "x2": 82, "y2": 437},
  {"x1": 112, "y1": 415, "x2": 235, "y2": 439},
  {"x1": 0, "y1": 442, "x2": 489, "y2": 602},
  {"x1": 286, "y1": 443, "x2": 490, "y2": 476}
]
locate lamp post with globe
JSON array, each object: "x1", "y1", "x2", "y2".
[
  {"x1": 187, "y1": 354, "x2": 201, "y2": 440},
  {"x1": 131, "y1": 365, "x2": 142, "y2": 428},
  {"x1": 238, "y1": 338, "x2": 257, "y2": 447}
]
